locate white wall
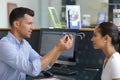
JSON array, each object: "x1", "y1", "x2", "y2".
[{"x1": 0, "y1": 0, "x2": 40, "y2": 28}]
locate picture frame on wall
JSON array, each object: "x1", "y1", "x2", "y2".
[
  {"x1": 66, "y1": 5, "x2": 81, "y2": 29},
  {"x1": 96, "y1": 12, "x2": 106, "y2": 25},
  {"x1": 48, "y1": 7, "x2": 62, "y2": 28},
  {"x1": 7, "y1": 2, "x2": 17, "y2": 17}
]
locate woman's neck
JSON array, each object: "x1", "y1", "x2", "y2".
[{"x1": 102, "y1": 45, "x2": 116, "y2": 59}]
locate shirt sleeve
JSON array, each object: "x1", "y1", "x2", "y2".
[
  {"x1": 0, "y1": 41, "x2": 41, "y2": 76},
  {"x1": 29, "y1": 48, "x2": 41, "y2": 76},
  {"x1": 111, "y1": 57, "x2": 120, "y2": 79},
  {"x1": 29, "y1": 48, "x2": 51, "y2": 74},
  {"x1": 30, "y1": 48, "x2": 51, "y2": 67}
]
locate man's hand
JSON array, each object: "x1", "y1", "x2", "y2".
[
  {"x1": 55, "y1": 34, "x2": 73, "y2": 51},
  {"x1": 41, "y1": 34, "x2": 73, "y2": 70}
]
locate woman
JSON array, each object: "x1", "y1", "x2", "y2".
[{"x1": 91, "y1": 22, "x2": 120, "y2": 80}]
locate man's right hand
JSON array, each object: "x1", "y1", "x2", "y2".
[{"x1": 55, "y1": 34, "x2": 73, "y2": 52}]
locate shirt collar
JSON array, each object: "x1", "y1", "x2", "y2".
[{"x1": 7, "y1": 32, "x2": 25, "y2": 45}]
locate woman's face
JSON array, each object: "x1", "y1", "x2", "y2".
[{"x1": 91, "y1": 27, "x2": 106, "y2": 49}]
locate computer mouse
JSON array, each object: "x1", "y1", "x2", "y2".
[{"x1": 42, "y1": 71, "x2": 54, "y2": 77}]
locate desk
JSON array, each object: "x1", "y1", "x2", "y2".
[{"x1": 26, "y1": 66, "x2": 102, "y2": 80}]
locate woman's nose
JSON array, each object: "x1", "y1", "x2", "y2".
[{"x1": 91, "y1": 37, "x2": 93, "y2": 42}]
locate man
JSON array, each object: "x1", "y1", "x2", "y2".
[{"x1": 0, "y1": 7, "x2": 73, "y2": 80}]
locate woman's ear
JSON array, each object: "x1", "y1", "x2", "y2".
[{"x1": 103, "y1": 35, "x2": 111, "y2": 42}]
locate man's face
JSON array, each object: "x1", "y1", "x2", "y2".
[{"x1": 16, "y1": 14, "x2": 34, "y2": 39}]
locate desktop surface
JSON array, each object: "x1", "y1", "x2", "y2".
[
  {"x1": 50, "y1": 64, "x2": 99, "y2": 80},
  {"x1": 48, "y1": 64, "x2": 77, "y2": 76},
  {"x1": 26, "y1": 64, "x2": 101, "y2": 79},
  {"x1": 27, "y1": 66, "x2": 99, "y2": 80}
]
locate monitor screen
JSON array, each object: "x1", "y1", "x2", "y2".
[{"x1": 38, "y1": 29, "x2": 77, "y2": 65}]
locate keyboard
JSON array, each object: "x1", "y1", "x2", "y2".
[
  {"x1": 48, "y1": 66, "x2": 77, "y2": 76},
  {"x1": 78, "y1": 69, "x2": 99, "y2": 80}
]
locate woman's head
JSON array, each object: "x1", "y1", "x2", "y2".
[{"x1": 91, "y1": 22, "x2": 119, "y2": 50}]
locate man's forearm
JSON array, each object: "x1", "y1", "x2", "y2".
[
  {"x1": 49, "y1": 51, "x2": 61, "y2": 67},
  {"x1": 40, "y1": 46, "x2": 61, "y2": 70}
]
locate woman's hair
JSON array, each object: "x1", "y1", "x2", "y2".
[
  {"x1": 9, "y1": 7, "x2": 34, "y2": 26},
  {"x1": 98, "y1": 22, "x2": 120, "y2": 52}
]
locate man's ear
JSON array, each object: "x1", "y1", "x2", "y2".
[{"x1": 13, "y1": 20, "x2": 20, "y2": 28}]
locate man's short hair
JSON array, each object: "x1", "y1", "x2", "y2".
[{"x1": 9, "y1": 7, "x2": 34, "y2": 26}]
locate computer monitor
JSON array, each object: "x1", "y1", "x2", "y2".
[{"x1": 38, "y1": 29, "x2": 78, "y2": 66}]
